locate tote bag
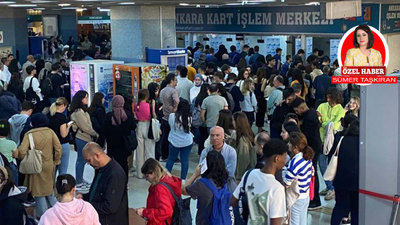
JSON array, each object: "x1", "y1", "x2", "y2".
[
  {"x1": 19, "y1": 133, "x2": 43, "y2": 174},
  {"x1": 323, "y1": 137, "x2": 344, "y2": 181},
  {"x1": 148, "y1": 104, "x2": 161, "y2": 142}
]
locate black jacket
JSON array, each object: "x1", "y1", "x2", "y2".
[
  {"x1": 270, "y1": 102, "x2": 294, "y2": 139},
  {"x1": 90, "y1": 106, "x2": 106, "y2": 134},
  {"x1": 84, "y1": 159, "x2": 128, "y2": 225},
  {"x1": 333, "y1": 135, "x2": 359, "y2": 191},
  {"x1": 0, "y1": 185, "x2": 27, "y2": 225},
  {"x1": 225, "y1": 83, "x2": 244, "y2": 113},
  {"x1": 299, "y1": 108, "x2": 322, "y2": 154}
]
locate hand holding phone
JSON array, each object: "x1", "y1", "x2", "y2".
[{"x1": 67, "y1": 121, "x2": 74, "y2": 126}]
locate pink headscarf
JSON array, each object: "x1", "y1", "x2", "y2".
[{"x1": 112, "y1": 95, "x2": 128, "y2": 125}]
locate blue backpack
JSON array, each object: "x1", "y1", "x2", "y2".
[{"x1": 200, "y1": 178, "x2": 232, "y2": 225}]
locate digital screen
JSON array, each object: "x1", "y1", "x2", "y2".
[
  {"x1": 167, "y1": 56, "x2": 186, "y2": 71},
  {"x1": 70, "y1": 64, "x2": 88, "y2": 100}
]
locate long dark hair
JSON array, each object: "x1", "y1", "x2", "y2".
[
  {"x1": 237, "y1": 68, "x2": 247, "y2": 81},
  {"x1": 148, "y1": 82, "x2": 159, "y2": 101},
  {"x1": 289, "y1": 132, "x2": 314, "y2": 161},
  {"x1": 70, "y1": 90, "x2": 88, "y2": 112},
  {"x1": 256, "y1": 67, "x2": 266, "y2": 84},
  {"x1": 217, "y1": 83, "x2": 231, "y2": 110},
  {"x1": 174, "y1": 99, "x2": 191, "y2": 133},
  {"x1": 290, "y1": 68, "x2": 305, "y2": 96},
  {"x1": 195, "y1": 83, "x2": 210, "y2": 107},
  {"x1": 8, "y1": 59, "x2": 19, "y2": 74},
  {"x1": 160, "y1": 73, "x2": 176, "y2": 91},
  {"x1": 123, "y1": 93, "x2": 134, "y2": 113},
  {"x1": 35, "y1": 59, "x2": 45, "y2": 76},
  {"x1": 87, "y1": 92, "x2": 104, "y2": 114},
  {"x1": 216, "y1": 109, "x2": 235, "y2": 134},
  {"x1": 202, "y1": 150, "x2": 229, "y2": 188},
  {"x1": 9, "y1": 72, "x2": 22, "y2": 87},
  {"x1": 233, "y1": 112, "x2": 254, "y2": 146}
]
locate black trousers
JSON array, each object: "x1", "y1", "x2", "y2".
[
  {"x1": 310, "y1": 151, "x2": 322, "y2": 206},
  {"x1": 331, "y1": 188, "x2": 359, "y2": 225},
  {"x1": 198, "y1": 126, "x2": 208, "y2": 155},
  {"x1": 160, "y1": 119, "x2": 171, "y2": 160}
]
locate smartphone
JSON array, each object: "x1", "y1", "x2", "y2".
[{"x1": 67, "y1": 121, "x2": 74, "y2": 126}]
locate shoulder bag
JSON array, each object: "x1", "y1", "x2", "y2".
[
  {"x1": 148, "y1": 102, "x2": 161, "y2": 142},
  {"x1": 112, "y1": 113, "x2": 136, "y2": 155},
  {"x1": 323, "y1": 136, "x2": 344, "y2": 181},
  {"x1": 19, "y1": 133, "x2": 43, "y2": 174}
]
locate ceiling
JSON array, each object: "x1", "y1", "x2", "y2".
[{"x1": 0, "y1": 0, "x2": 398, "y2": 10}]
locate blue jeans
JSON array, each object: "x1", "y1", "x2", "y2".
[
  {"x1": 165, "y1": 143, "x2": 193, "y2": 180},
  {"x1": 193, "y1": 127, "x2": 200, "y2": 144},
  {"x1": 290, "y1": 196, "x2": 310, "y2": 225},
  {"x1": 319, "y1": 154, "x2": 334, "y2": 190},
  {"x1": 56, "y1": 143, "x2": 70, "y2": 176},
  {"x1": 75, "y1": 138, "x2": 88, "y2": 184},
  {"x1": 35, "y1": 191, "x2": 57, "y2": 218},
  {"x1": 10, "y1": 162, "x2": 18, "y2": 184}
]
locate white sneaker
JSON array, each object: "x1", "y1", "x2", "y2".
[
  {"x1": 76, "y1": 183, "x2": 90, "y2": 191},
  {"x1": 325, "y1": 190, "x2": 336, "y2": 200}
]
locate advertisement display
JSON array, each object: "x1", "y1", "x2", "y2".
[
  {"x1": 147, "y1": 48, "x2": 187, "y2": 72},
  {"x1": 141, "y1": 65, "x2": 169, "y2": 89},
  {"x1": 70, "y1": 63, "x2": 89, "y2": 99}
]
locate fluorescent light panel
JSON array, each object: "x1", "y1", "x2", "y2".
[
  {"x1": 118, "y1": 2, "x2": 135, "y2": 5},
  {"x1": 9, "y1": 4, "x2": 37, "y2": 7}
]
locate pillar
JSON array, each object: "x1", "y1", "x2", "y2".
[
  {"x1": 110, "y1": 5, "x2": 176, "y2": 63},
  {"x1": 301, "y1": 34, "x2": 306, "y2": 61},
  {"x1": 0, "y1": 9, "x2": 29, "y2": 63}
]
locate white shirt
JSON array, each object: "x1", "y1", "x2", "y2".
[
  {"x1": 2, "y1": 65, "x2": 11, "y2": 83},
  {"x1": 240, "y1": 91, "x2": 257, "y2": 112},
  {"x1": 176, "y1": 76, "x2": 193, "y2": 102},
  {"x1": 189, "y1": 85, "x2": 201, "y2": 103},
  {"x1": 233, "y1": 169, "x2": 287, "y2": 225},
  {"x1": 23, "y1": 76, "x2": 43, "y2": 101}
]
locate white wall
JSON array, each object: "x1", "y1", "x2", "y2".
[{"x1": 383, "y1": 33, "x2": 400, "y2": 73}]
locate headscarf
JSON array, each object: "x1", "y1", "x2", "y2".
[
  {"x1": 194, "y1": 74, "x2": 203, "y2": 87},
  {"x1": 30, "y1": 113, "x2": 49, "y2": 128},
  {"x1": 112, "y1": 95, "x2": 128, "y2": 126}
]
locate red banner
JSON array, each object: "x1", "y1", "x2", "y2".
[
  {"x1": 341, "y1": 66, "x2": 386, "y2": 76},
  {"x1": 332, "y1": 76, "x2": 397, "y2": 84}
]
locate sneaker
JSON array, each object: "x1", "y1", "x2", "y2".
[
  {"x1": 23, "y1": 199, "x2": 36, "y2": 207},
  {"x1": 83, "y1": 180, "x2": 92, "y2": 185},
  {"x1": 308, "y1": 203, "x2": 322, "y2": 211},
  {"x1": 160, "y1": 158, "x2": 168, "y2": 162},
  {"x1": 319, "y1": 188, "x2": 329, "y2": 196},
  {"x1": 76, "y1": 183, "x2": 90, "y2": 191},
  {"x1": 342, "y1": 218, "x2": 351, "y2": 224},
  {"x1": 325, "y1": 190, "x2": 335, "y2": 200}
]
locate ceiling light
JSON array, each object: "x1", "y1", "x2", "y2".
[
  {"x1": 179, "y1": 3, "x2": 189, "y2": 6},
  {"x1": 97, "y1": 7, "x2": 110, "y2": 12},
  {"x1": 205, "y1": 5, "x2": 210, "y2": 8},
  {"x1": 118, "y1": 2, "x2": 135, "y2": 5},
  {"x1": 33, "y1": 7, "x2": 45, "y2": 10},
  {"x1": 305, "y1": 2, "x2": 319, "y2": 5},
  {"x1": 76, "y1": 8, "x2": 87, "y2": 12},
  {"x1": 9, "y1": 4, "x2": 37, "y2": 7},
  {"x1": 225, "y1": 3, "x2": 241, "y2": 6},
  {"x1": 62, "y1": 7, "x2": 78, "y2": 9},
  {"x1": 0, "y1": 1, "x2": 16, "y2": 4},
  {"x1": 30, "y1": 1, "x2": 54, "y2": 3},
  {"x1": 196, "y1": 4, "x2": 200, "y2": 7},
  {"x1": 58, "y1": 3, "x2": 70, "y2": 7}
]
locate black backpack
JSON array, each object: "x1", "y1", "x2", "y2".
[
  {"x1": 25, "y1": 77, "x2": 39, "y2": 103},
  {"x1": 159, "y1": 182, "x2": 192, "y2": 225},
  {"x1": 40, "y1": 72, "x2": 53, "y2": 97}
]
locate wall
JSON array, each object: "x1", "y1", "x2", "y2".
[
  {"x1": 42, "y1": 10, "x2": 78, "y2": 43},
  {"x1": 383, "y1": 34, "x2": 400, "y2": 73}
]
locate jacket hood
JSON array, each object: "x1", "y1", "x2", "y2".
[
  {"x1": 0, "y1": 185, "x2": 27, "y2": 203},
  {"x1": 159, "y1": 175, "x2": 182, "y2": 196},
  {"x1": 52, "y1": 198, "x2": 91, "y2": 224},
  {"x1": 9, "y1": 114, "x2": 29, "y2": 127}
]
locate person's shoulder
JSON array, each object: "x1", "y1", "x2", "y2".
[
  {"x1": 371, "y1": 48, "x2": 382, "y2": 56},
  {"x1": 346, "y1": 48, "x2": 358, "y2": 54}
]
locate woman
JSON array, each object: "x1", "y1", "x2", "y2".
[
  {"x1": 35, "y1": 59, "x2": 45, "y2": 79},
  {"x1": 254, "y1": 68, "x2": 268, "y2": 133},
  {"x1": 135, "y1": 158, "x2": 181, "y2": 225},
  {"x1": 39, "y1": 174, "x2": 100, "y2": 225},
  {"x1": 7, "y1": 73, "x2": 24, "y2": 103},
  {"x1": 236, "y1": 68, "x2": 250, "y2": 90},
  {"x1": 239, "y1": 79, "x2": 257, "y2": 126},
  {"x1": 49, "y1": 97, "x2": 71, "y2": 176},
  {"x1": 123, "y1": 93, "x2": 134, "y2": 114},
  {"x1": 290, "y1": 68, "x2": 308, "y2": 100},
  {"x1": 182, "y1": 150, "x2": 230, "y2": 225},
  {"x1": 134, "y1": 89, "x2": 156, "y2": 178},
  {"x1": 67, "y1": 36, "x2": 75, "y2": 49},
  {"x1": 217, "y1": 83, "x2": 234, "y2": 112},
  {"x1": 237, "y1": 58, "x2": 247, "y2": 71},
  {"x1": 264, "y1": 74, "x2": 277, "y2": 99},
  {"x1": 194, "y1": 83, "x2": 210, "y2": 155},
  {"x1": 8, "y1": 59, "x2": 19, "y2": 75},
  {"x1": 344, "y1": 24, "x2": 382, "y2": 66},
  {"x1": 87, "y1": 92, "x2": 106, "y2": 134},
  {"x1": 345, "y1": 96, "x2": 360, "y2": 117},
  {"x1": 331, "y1": 120, "x2": 359, "y2": 225},
  {"x1": 70, "y1": 91, "x2": 98, "y2": 190},
  {"x1": 17, "y1": 113, "x2": 61, "y2": 219},
  {"x1": 233, "y1": 112, "x2": 256, "y2": 180},
  {"x1": 190, "y1": 74, "x2": 203, "y2": 103},
  {"x1": 245, "y1": 48, "x2": 254, "y2": 66},
  {"x1": 97, "y1": 95, "x2": 136, "y2": 177},
  {"x1": 148, "y1": 82, "x2": 162, "y2": 160},
  {"x1": 166, "y1": 99, "x2": 193, "y2": 181},
  {"x1": 283, "y1": 132, "x2": 314, "y2": 225},
  {"x1": 0, "y1": 166, "x2": 27, "y2": 225},
  {"x1": 281, "y1": 121, "x2": 301, "y2": 142}
]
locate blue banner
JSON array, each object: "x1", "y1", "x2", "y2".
[
  {"x1": 381, "y1": 4, "x2": 400, "y2": 34},
  {"x1": 176, "y1": 4, "x2": 379, "y2": 34}
]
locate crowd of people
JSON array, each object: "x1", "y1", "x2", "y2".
[{"x1": 0, "y1": 41, "x2": 361, "y2": 225}]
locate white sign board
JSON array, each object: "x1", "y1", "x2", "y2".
[{"x1": 0, "y1": 31, "x2": 3, "y2": 44}]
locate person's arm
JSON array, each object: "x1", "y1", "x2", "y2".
[
  {"x1": 172, "y1": 90, "x2": 180, "y2": 113},
  {"x1": 344, "y1": 49, "x2": 353, "y2": 66},
  {"x1": 223, "y1": 98, "x2": 229, "y2": 110},
  {"x1": 182, "y1": 165, "x2": 201, "y2": 196},
  {"x1": 251, "y1": 92, "x2": 258, "y2": 108},
  {"x1": 331, "y1": 107, "x2": 346, "y2": 131},
  {"x1": 267, "y1": 91, "x2": 277, "y2": 110},
  {"x1": 74, "y1": 110, "x2": 98, "y2": 137},
  {"x1": 282, "y1": 159, "x2": 298, "y2": 186},
  {"x1": 17, "y1": 134, "x2": 30, "y2": 160},
  {"x1": 59, "y1": 122, "x2": 72, "y2": 138},
  {"x1": 142, "y1": 186, "x2": 175, "y2": 223},
  {"x1": 52, "y1": 130, "x2": 62, "y2": 165},
  {"x1": 226, "y1": 147, "x2": 237, "y2": 177},
  {"x1": 151, "y1": 100, "x2": 157, "y2": 119},
  {"x1": 261, "y1": 78, "x2": 268, "y2": 93},
  {"x1": 32, "y1": 77, "x2": 41, "y2": 93},
  {"x1": 230, "y1": 175, "x2": 245, "y2": 207},
  {"x1": 377, "y1": 51, "x2": 383, "y2": 66}
]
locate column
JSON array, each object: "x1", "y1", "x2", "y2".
[
  {"x1": 0, "y1": 9, "x2": 29, "y2": 63},
  {"x1": 110, "y1": 5, "x2": 176, "y2": 63},
  {"x1": 301, "y1": 34, "x2": 306, "y2": 61}
]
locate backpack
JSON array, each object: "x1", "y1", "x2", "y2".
[
  {"x1": 25, "y1": 77, "x2": 39, "y2": 103},
  {"x1": 238, "y1": 169, "x2": 254, "y2": 223},
  {"x1": 200, "y1": 178, "x2": 232, "y2": 225},
  {"x1": 40, "y1": 72, "x2": 53, "y2": 97},
  {"x1": 191, "y1": 98, "x2": 203, "y2": 127},
  {"x1": 226, "y1": 91, "x2": 235, "y2": 112},
  {"x1": 159, "y1": 182, "x2": 192, "y2": 225}
]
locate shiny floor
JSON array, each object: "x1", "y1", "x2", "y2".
[{"x1": 67, "y1": 143, "x2": 335, "y2": 225}]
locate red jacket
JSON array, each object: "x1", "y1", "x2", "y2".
[{"x1": 143, "y1": 175, "x2": 182, "y2": 225}]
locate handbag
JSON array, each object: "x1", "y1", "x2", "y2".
[
  {"x1": 323, "y1": 137, "x2": 344, "y2": 181},
  {"x1": 113, "y1": 114, "x2": 136, "y2": 155},
  {"x1": 19, "y1": 133, "x2": 43, "y2": 174},
  {"x1": 148, "y1": 103, "x2": 161, "y2": 142}
]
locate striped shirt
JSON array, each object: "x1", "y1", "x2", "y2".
[{"x1": 284, "y1": 152, "x2": 312, "y2": 199}]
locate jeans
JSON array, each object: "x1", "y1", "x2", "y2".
[
  {"x1": 35, "y1": 191, "x2": 57, "y2": 218},
  {"x1": 136, "y1": 121, "x2": 156, "y2": 178},
  {"x1": 331, "y1": 188, "x2": 359, "y2": 225},
  {"x1": 160, "y1": 119, "x2": 171, "y2": 160},
  {"x1": 310, "y1": 152, "x2": 322, "y2": 206},
  {"x1": 56, "y1": 143, "x2": 70, "y2": 176},
  {"x1": 193, "y1": 127, "x2": 200, "y2": 144},
  {"x1": 319, "y1": 154, "x2": 334, "y2": 190},
  {"x1": 290, "y1": 196, "x2": 310, "y2": 225},
  {"x1": 10, "y1": 162, "x2": 18, "y2": 184},
  {"x1": 75, "y1": 138, "x2": 88, "y2": 184},
  {"x1": 165, "y1": 143, "x2": 193, "y2": 180}
]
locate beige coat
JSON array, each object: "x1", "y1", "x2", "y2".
[
  {"x1": 18, "y1": 127, "x2": 61, "y2": 197},
  {"x1": 70, "y1": 109, "x2": 98, "y2": 142}
]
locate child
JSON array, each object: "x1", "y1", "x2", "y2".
[{"x1": 0, "y1": 120, "x2": 18, "y2": 183}]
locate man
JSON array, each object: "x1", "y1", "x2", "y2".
[
  {"x1": 197, "y1": 65, "x2": 209, "y2": 83},
  {"x1": 274, "y1": 48, "x2": 282, "y2": 71},
  {"x1": 201, "y1": 83, "x2": 228, "y2": 132},
  {"x1": 49, "y1": 63, "x2": 66, "y2": 103},
  {"x1": 292, "y1": 83, "x2": 302, "y2": 99},
  {"x1": 291, "y1": 98, "x2": 322, "y2": 210},
  {"x1": 176, "y1": 67, "x2": 193, "y2": 102},
  {"x1": 205, "y1": 48, "x2": 218, "y2": 65},
  {"x1": 249, "y1": 45, "x2": 263, "y2": 65},
  {"x1": 187, "y1": 58, "x2": 196, "y2": 82},
  {"x1": 193, "y1": 53, "x2": 206, "y2": 71},
  {"x1": 225, "y1": 73, "x2": 244, "y2": 113},
  {"x1": 159, "y1": 73, "x2": 180, "y2": 161},
  {"x1": 254, "y1": 131, "x2": 270, "y2": 169},
  {"x1": 221, "y1": 64, "x2": 232, "y2": 78},
  {"x1": 313, "y1": 66, "x2": 334, "y2": 106},
  {"x1": 280, "y1": 55, "x2": 291, "y2": 76},
  {"x1": 23, "y1": 65, "x2": 44, "y2": 113},
  {"x1": 0, "y1": 62, "x2": 6, "y2": 87},
  {"x1": 199, "y1": 126, "x2": 237, "y2": 178},
  {"x1": 194, "y1": 45, "x2": 204, "y2": 61},
  {"x1": 8, "y1": 101, "x2": 34, "y2": 146},
  {"x1": 81, "y1": 35, "x2": 92, "y2": 51},
  {"x1": 228, "y1": 45, "x2": 239, "y2": 63},
  {"x1": 264, "y1": 55, "x2": 276, "y2": 80},
  {"x1": 205, "y1": 62, "x2": 216, "y2": 76},
  {"x1": 233, "y1": 45, "x2": 249, "y2": 66},
  {"x1": 213, "y1": 71, "x2": 226, "y2": 86},
  {"x1": 292, "y1": 49, "x2": 305, "y2": 67},
  {"x1": 22, "y1": 55, "x2": 35, "y2": 81},
  {"x1": 267, "y1": 75, "x2": 285, "y2": 117},
  {"x1": 1, "y1": 58, "x2": 11, "y2": 85},
  {"x1": 78, "y1": 142, "x2": 128, "y2": 225},
  {"x1": 270, "y1": 87, "x2": 296, "y2": 139},
  {"x1": 231, "y1": 139, "x2": 287, "y2": 225}
]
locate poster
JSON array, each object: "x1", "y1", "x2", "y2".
[
  {"x1": 70, "y1": 64, "x2": 88, "y2": 100},
  {"x1": 96, "y1": 64, "x2": 114, "y2": 111},
  {"x1": 141, "y1": 65, "x2": 169, "y2": 88},
  {"x1": 0, "y1": 31, "x2": 3, "y2": 44},
  {"x1": 330, "y1": 39, "x2": 341, "y2": 65}
]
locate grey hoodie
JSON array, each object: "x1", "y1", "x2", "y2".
[{"x1": 8, "y1": 114, "x2": 29, "y2": 146}]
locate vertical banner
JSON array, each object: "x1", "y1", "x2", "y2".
[{"x1": 0, "y1": 31, "x2": 3, "y2": 44}]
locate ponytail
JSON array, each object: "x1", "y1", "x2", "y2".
[
  {"x1": 302, "y1": 145, "x2": 315, "y2": 161},
  {"x1": 50, "y1": 97, "x2": 68, "y2": 116},
  {"x1": 49, "y1": 102, "x2": 57, "y2": 116},
  {"x1": 289, "y1": 132, "x2": 315, "y2": 161}
]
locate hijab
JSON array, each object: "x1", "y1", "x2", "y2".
[
  {"x1": 112, "y1": 95, "x2": 128, "y2": 125},
  {"x1": 194, "y1": 74, "x2": 203, "y2": 87}
]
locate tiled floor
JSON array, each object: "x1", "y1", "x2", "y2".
[{"x1": 66, "y1": 142, "x2": 335, "y2": 225}]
